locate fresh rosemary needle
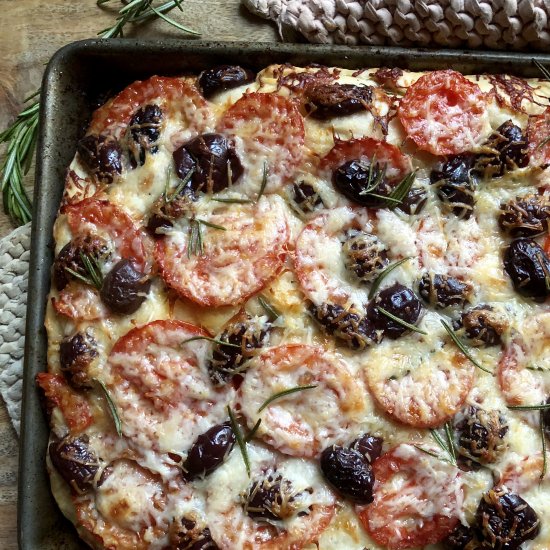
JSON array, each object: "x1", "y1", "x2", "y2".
[
  {"x1": 258, "y1": 295, "x2": 280, "y2": 321},
  {"x1": 368, "y1": 257, "x2": 411, "y2": 299},
  {"x1": 376, "y1": 306, "x2": 427, "y2": 335},
  {"x1": 228, "y1": 406, "x2": 251, "y2": 477},
  {"x1": 181, "y1": 335, "x2": 241, "y2": 348},
  {"x1": 95, "y1": 379, "x2": 122, "y2": 437},
  {"x1": 257, "y1": 385, "x2": 317, "y2": 413}
]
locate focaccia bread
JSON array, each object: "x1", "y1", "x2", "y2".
[{"x1": 40, "y1": 62, "x2": 550, "y2": 550}]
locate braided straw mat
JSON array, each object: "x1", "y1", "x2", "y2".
[{"x1": 244, "y1": 0, "x2": 550, "y2": 49}]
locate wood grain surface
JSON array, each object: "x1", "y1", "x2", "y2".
[{"x1": 0, "y1": 1, "x2": 277, "y2": 547}]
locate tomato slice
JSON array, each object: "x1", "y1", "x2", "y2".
[
  {"x1": 64, "y1": 198, "x2": 153, "y2": 273},
  {"x1": 321, "y1": 137, "x2": 411, "y2": 183},
  {"x1": 218, "y1": 92, "x2": 305, "y2": 193},
  {"x1": 155, "y1": 196, "x2": 288, "y2": 307},
  {"x1": 88, "y1": 76, "x2": 213, "y2": 138},
  {"x1": 356, "y1": 444, "x2": 462, "y2": 550},
  {"x1": 498, "y1": 453, "x2": 548, "y2": 493},
  {"x1": 36, "y1": 373, "x2": 93, "y2": 432},
  {"x1": 527, "y1": 108, "x2": 550, "y2": 167},
  {"x1": 398, "y1": 70, "x2": 487, "y2": 156},
  {"x1": 51, "y1": 283, "x2": 107, "y2": 321}
]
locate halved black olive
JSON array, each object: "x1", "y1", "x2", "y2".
[
  {"x1": 498, "y1": 193, "x2": 550, "y2": 237},
  {"x1": 430, "y1": 154, "x2": 477, "y2": 219},
  {"x1": 349, "y1": 433, "x2": 383, "y2": 464},
  {"x1": 128, "y1": 104, "x2": 163, "y2": 168},
  {"x1": 454, "y1": 305, "x2": 508, "y2": 347},
  {"x1": 182, "y1": 422, "x2": 235, "y2": 480},
  {"x1": 147, "y1": 192, "x2": 194, "y2": 235},
  {"x1": 170, "y1": 517, "x2": 219, "y2": 550},
  {"x1": 320, "y1": 445, "x2": 374, "y2": 503},
  {"x1": 418, "y1": 272, "x2": 472, "y2": 308},
  {"x1": 310, "y1": 302, "x2": 379, "y2": 349},
  {"x1": 173, "y1": 133, "x2": 243, "y2": 194},
  {"x1": 100, "y1": 259, "x2": 151, "y2": 314},
  {"x1": 208, "y1": 316, "x2": 271, "y2": 386},
  {"x1": 306, "y1": 83, "x2": 373, "y2": 120},
  {"x1": 292, "y1": 181, "x2": 324, "y2": 213},
  {"x1": 503, "y1": 238, "x2": 550, "y2": 301},
  {"x1": 49, "y1": 434, "x2": 99, "y2": 493},
  {"x1": 397, "y1": 187, "x2": 427, "y2": 215},
  {"x1": 367, "y1": 283, "x2": 423, "y2": 339},
  {"x1": 59, "y1": 331, "x2": 97, "y2": 390},
  {"x1": 476, "y1": 488, "x2": 540, "y2": 549},
  {"x1": 77, "y1": 134, "x2": 122, "y2": 184},
  {"x1": 442, "y1": 523, "x2": 478, "y2": 550},
  {"x1": 342, "y1": 231, "x2": 389, "y2": 284},
  {"x1": 198, "y1": 65, "x2": 255, "y2": 99}
]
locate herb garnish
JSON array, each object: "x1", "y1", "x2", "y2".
[
  {"x1": 187, "y1": 218, "x2": 226, "y2": 258},
  {"x1": 65, "y1": 252, "x2": 104, "y2": 290},
  {"x1": 385, "y1": 170, "x2": 417, "y2": 208},
  {"x1": 440, "y1": 320, "x2": 493, "y2": 375},
  {"x1": 244, "y1": 418, "x2": 262, "y2": 443},
  {"x1": 0, "y1": 91, "x2": 38, "y2": 226},
  {"x1": 228, "y1": 406, "x2": 250, "y2": 477},
  {"x1": 369, "y1": 257, "x2": 411, "y2": 299},
  {"x1": 507, "y1": 403, "x2": 550, "y2": 411},
  {"x1": 258, "y1": 295, "x2": 280, "y2": 321},
  {"x1": 413, "y1": 445, "x2": 447, "y2": 462},
  {"x1": 95, "y1": 379, "x2": 122, "y2": 437},
  {"x1": 212, "y1": 197, "x2": 253, "y2": 204},
  {"x1": 181, "y1": 335, "x2": 241, "y2": 348},
  {"x1": 257, "y1": 385, "x2": 317, "y2": 413},
  {"x1": 257, "y1": 161, "x2": 269, "y2": 200},
  {"x1": 165, "y1": 167, "x2": 194, "y2": 202},
  {"x1": 376, "y1": 306, "x2": 427, "y2": 335},
  {"x1": 430, "y1": 424, "x2": 457, "y2": 466},
  {"x1": 540, "y1": 407, "x2": 548, "y2": 481},
  {"x1": 97, "y1": 0, "x2": 199, "y2": 38}
]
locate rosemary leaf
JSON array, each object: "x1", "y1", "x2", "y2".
[
  {"x1": 149, "y1": 2, "x2": 200, "y2": 35},
  {"x1": 376, "y1": 306, "x2": 427, "y2": 335},
  {"x1": 540, "y1": 407, "x2": 548, "y2": 481},
  {"x1": 212, "y1": 197, "x2": 254, "y2": 204},
  {"x1": 228, "y1": 406, "x2": 250, "y2": 477},
  {"x1": 430, "y1": 428, "x2": 456, "y2": 466},
  {"x1": 181, "y1": 335, "x2": 241, "y2": 348},
  {"x1": 386, "y1": 170, "x2": 417, "y2": 207},
  {"x1": 165, "y1": 166, "x2": 193, "y2": 202},
  {"x1": 441, "y1": 320, "x2": 493, "y2": 375},
  {"x1": 244, "y1": 418, "x2": 262, "y2": 443},
  {"x1": 257, "y1": 385, "x2": 317, "y2": 413},
  {"x1": 508, "y1": 403, "x2": 550, "y2": 411},
  {"x1": 364, "y1": 192, "x2": 401, "y2": 204},
  {"x1": 258, "y1": 295, "x2": 280, "y2": 321},
  {"x1": 195, "y1": 218, "x2": 226, "y2": 231},
  {"x1": 64, "y1": 267, "x2": 95, "y2": 288},
  {"x1": 257, "y1": 162, "x2": 269, "y2": 200},
  {"x1": 369, "y1": 257, "x2": 411, "y2": 299},
  {"x1": 413, "y1": 445, "x2": 450, "y2": 463},
  {"x1": 444, "y1": 422, "x2": 457, "y2": 465},
  {"x1": 80, "y1": 252, "x2": 103, "y2": 290},
  {"x1": 95, "y1": 379, "x2": 122, "y2": 437}
]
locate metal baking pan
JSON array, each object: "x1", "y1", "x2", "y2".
[{"x1": 19, "y1": 38, "x2": 550, "y2": 549}]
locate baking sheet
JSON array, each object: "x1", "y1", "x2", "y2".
[{"x1": 19, "y1": 38, "x2": 550, "y2": 549}]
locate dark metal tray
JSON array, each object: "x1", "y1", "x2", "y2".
[{"x1": 19, "y1": 38, "x2": 550, "y2": 549}]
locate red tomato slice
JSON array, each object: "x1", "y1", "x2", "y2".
[
  {"x1": 64, "y1": 198, "x2": 153, "y2": 273},
  {"x1": 527, "y1": 108, "x2": 550, "y2": 167},
  {"x1": 321, "y1": 137, "x2": 411, "y2": 183},
  {"x1": 36, "y1": 373, "x2": 93, "y2": 432},
  {"x1": 356, "y1": 444, "x2": 462, "y2": 550},
  {"x1": 498, "y1": 453, "x2": 549, "y2": 493},
  {"x1": 398, "y1": 70, "x2": 487, "y2": 156},
  {"x1": 155, "y1": 197, "x2": 288, "y2": 307},
  {"x1": 52, "y1": 282, "x2": 107, "y2": 321},
  {"x1": 218, "y1": 92, "x2": 305, "y2": 191},
  {"x1": 88, "y1": 76, "x2": 212, "y2": 138}
]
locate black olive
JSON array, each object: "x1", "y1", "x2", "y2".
[
  {"x1": 208, "y1": 316, "x2": 271, "y2": 386},
  {"x1": 100, "y1": 259, "x2": 151, "y2": 314},
  {"x1": 333, "y1": 159, "x2": 394, "y2": 207},
  {"x1": 244, "y1": 472, "x2": 305, "y2": 522},
  {"x1": 77, "y1": 134, "x2": 122, "y2": 184},
  {"x1": 349, "y1": 433, "x2": 383, "y2": 464},
  {"x1": 367, "y1": 283, "x2": 423, "y2": 339},
  {"x1": 128, "y1": 104, "x2": 163, "y2": 168},
  {"x1": 418, "y1": 272, "x2": 473, "y2": 308},
  {"x1": 442, "y1": 523, "x2": 479, "y2": 549},
  {"x1": 498, "y1": 194, "x2": 550, "y2": 237},
  {"x1": 292, "y1": 181, "x2": 324, "y2": 213},
  {"x1": 309, "y1": 302, "x2": 379, "y2": 349},
  {"x1": 59, "y1": 331, "x2": 97, "y2": 390},
  {"x1": 543, "y1": 397, "x2": 550, "y2": 440},
  {"x1": 454, "y1": 305, "x2": 508, "y2": 347},
  {"x1": 173, "y1": 133, "x2": 244, "y2": 194},
  {"x1": 53, "y1": 234, "x2": 111, "y2": 291},
  {"x1": 170, "y1": 517, "x2": 219, "y2": 550},
  {"x1": 198, "y1": 65, "x2": 255, "y2": 99},
  {"x1": 476, "y1": 120, "x2": 529, "y2": 177},
  {"x1": 397, "y1": 187, "x2": 428, "y2": 215},
  {"x1": 305, "y1": 83, "x2": 373, "y2": 120},
  {"x1": 182, "y1": 422, "x2": 235, "y2": 480},
  {"x1": 320, "y1": 445, "x2": 374, "y2": 503},
  {"x1": 430, "y1": 155, "x2": 477, "y2": 219},
  {"x1": 342, "y1": 231, "x2": 389, "y2": 284},
  {"x1": 49, "y1": 435, "x2": 99, "y2": 493},
  {"x1": 503, "y1": 238, "x2": 550, "y2": 301},
  {"x1": 454, "y1": 407, "x2": 508, "y2": 468},
  {"x1": 476, "y1": 488, "x2": 540, "y2": 549}
]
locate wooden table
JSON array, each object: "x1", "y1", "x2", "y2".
[{"x1": 0, "y1": 2, "x2": 277, "y2": 547}]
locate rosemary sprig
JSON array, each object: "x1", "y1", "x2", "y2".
[
  {"x1": 181, "y1": 335, "x2": 241, "y2": 348},
  {"x1": 244, "y1": 418, "x2": 262, "y2": 443},
  {"x1": 257, "y1": 161, "x2": 269, "y2": 200},
  {"x1": 441, "y1": 320, "x2": 493, "y2": 375},
  {"x1": 387, "y1": 170, "x2": 417, "y2": 208},
  {"x1": 64, "y1": 252, "x2": 104, "y2": 290},
  {"x1": 97, "y1": 0, "x2": 199, "y2": 38},
  {"x1": 369, "y1": 257, "x2": 411, "y2": 299},
  {"x1": 376, "y1": 306, "x2": 427, "y2": 335},
  {"x1": 258, "y1": 295, "x2": 280, "y2": 321},
  {"x1": 165, "y1": 167, "x2": 193, "y2": 202},
  {"x1": 0, "y1": 91, "x2": 38, "y2": 226},
  {"x1": 228, "y1": 406, "x2": 250, "y2": 477},
  {"x1": 430, "y1": 426, "x2": 457, "y2": 466},
  {"x1": 95, "y1": 379, "x2": 122, "y2": 437},
  {"x1": 257, "y1": 385, "x2": 317, "y2": 413},
  {"x1": 507, "y1": 403, "x2": 550, "y2": 411},
  {"x1": 358, "y1": 157, "x2": 387, "y2": 197},
  {"x1": 540, "y1": 407, "x2": 548, "y2": 481}
]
